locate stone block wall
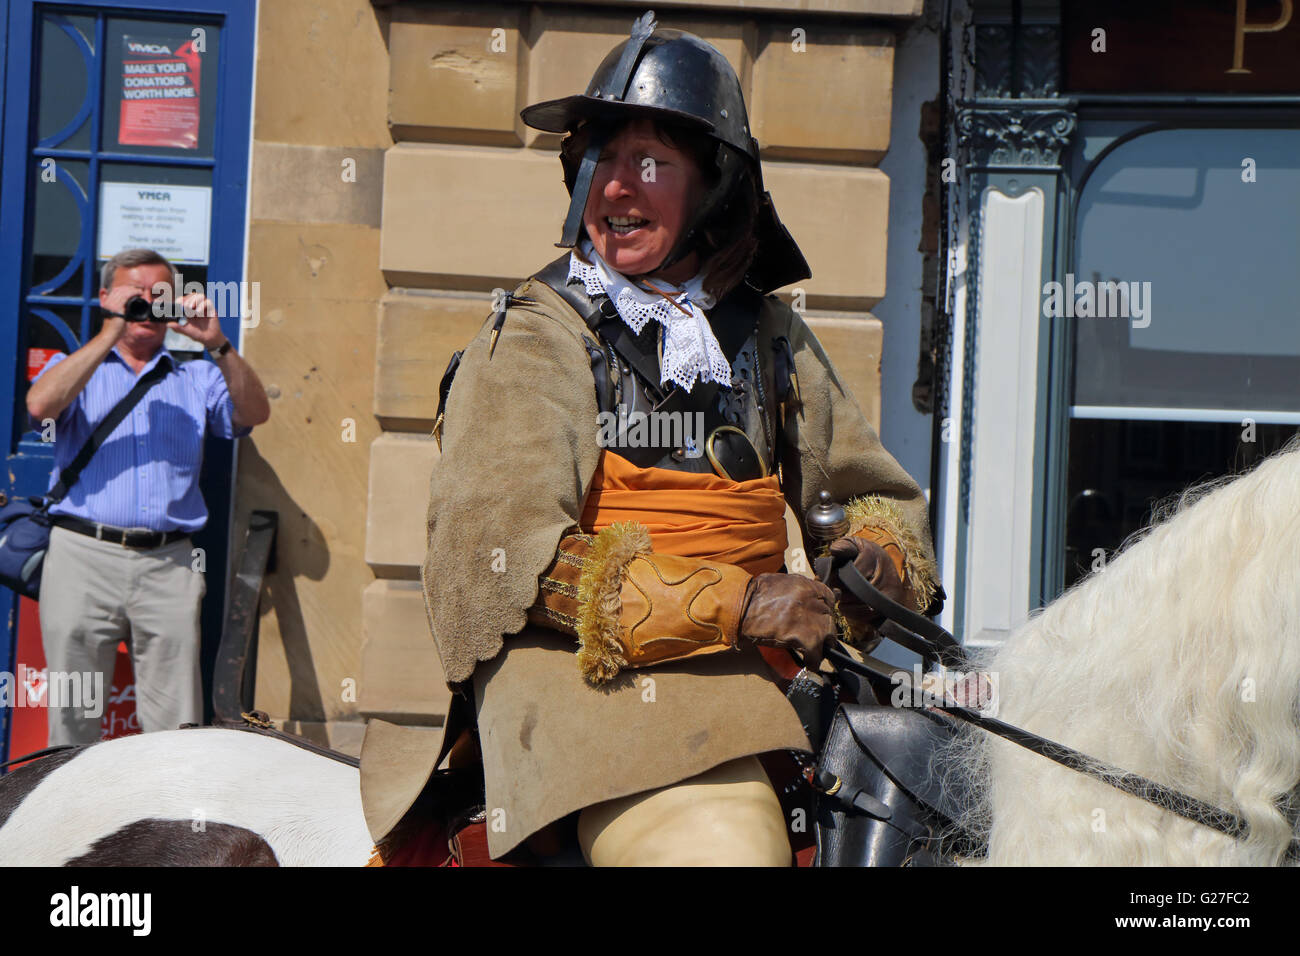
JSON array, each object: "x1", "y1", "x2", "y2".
[{"x1": 240, "y1": 0, "x2": 914, "y2": 746}]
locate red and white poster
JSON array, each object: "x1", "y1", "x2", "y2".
[
  {"x1": 9, "y1": 597, "x2": 140, "y2": 761},
  {"x1": 118, "y1": 35, "x2": 202, "y2": 150},
  {"x1": 26, "y1": 348, "x2": 64, "y2": 382}
]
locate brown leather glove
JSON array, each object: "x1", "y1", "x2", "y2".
[
  {"x1": 739, "y1": 573, "x2": 840, "y2": 670},
  {"x1": 827, "y1": 535, "x2": 908, "y2": 647}
]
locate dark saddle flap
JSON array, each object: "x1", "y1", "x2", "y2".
[{"x1": 836, "y1": 704, "x2": 966, "y2": 827}]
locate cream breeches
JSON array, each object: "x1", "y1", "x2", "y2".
[{"x1": 577, "y1": 755, "x2": 791, "y2": 866}]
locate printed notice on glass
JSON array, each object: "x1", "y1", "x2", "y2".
[
  {"x1": 118, "y1": 35, "x2": 202, "y2": 149},
  {"x1": 98, "y1": 182, "x2": 212, "y2": 265}
]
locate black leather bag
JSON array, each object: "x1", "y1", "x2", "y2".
[
  {"x1": 0, "y1": 362, "x2": 170, "y2": 599},
  {"x1": 805, "y1": 551, "x2": 974, "y2": 867},
  {"x1": 813, "y1": 703, "x2": 970, "y2": 867}
]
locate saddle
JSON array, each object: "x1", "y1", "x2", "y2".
[{"x1": 807, "y1": 693, "x2": 973, "y2": 866}]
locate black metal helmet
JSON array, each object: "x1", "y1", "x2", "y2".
[{"x1": 520, "y1": 11, "x2": 810, "y2": 295}]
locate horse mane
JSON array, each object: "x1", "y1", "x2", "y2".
[{"x1": 943, "y1": 437, "x2": 1300, "y2": 865}]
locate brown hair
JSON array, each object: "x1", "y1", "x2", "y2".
[
  {"x1": 100, "y1": 248, "x2": 180, "y2": 294},
  {"x1": 560, "y1": 120, "x2": 760, "y2": 299}
]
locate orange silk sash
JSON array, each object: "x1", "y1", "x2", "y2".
[{"x1": 579, "y1": 451, "x2": 788, "y2": 575}]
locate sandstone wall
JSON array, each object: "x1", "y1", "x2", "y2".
[{"x1": 238, "y1": 0, "x2": 913, "y2": 750}]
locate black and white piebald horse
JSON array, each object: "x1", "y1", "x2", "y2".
[
  {"x1": 0, "y1": 728, "x2": 372, "y2": 866},
  {"x1": 2, "y1": 440, "x2": 1297, "y2": 866}
]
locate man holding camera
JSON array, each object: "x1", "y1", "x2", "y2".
[{"x1": 25, "y1": 248, "x2": 271, "y2": 745}]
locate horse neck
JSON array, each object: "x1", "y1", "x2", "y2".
[{"x1": 970, "y1": 446, "x2": 1300, "y2": 865}]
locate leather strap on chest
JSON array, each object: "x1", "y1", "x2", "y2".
[{"x1": 533, "y1": 255, "x2": 775, "y2": 477}]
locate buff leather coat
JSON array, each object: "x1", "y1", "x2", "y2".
[{"x1": 360, "y1": 273, "x2": 937, "y2": 858}]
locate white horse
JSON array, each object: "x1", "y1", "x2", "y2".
[
  {"x1": 2, "y1": 440, "x2": 1297, "y2": 866},
  {"x1": 942, "y1": 437, "x2": 1300, "y2": 865}
]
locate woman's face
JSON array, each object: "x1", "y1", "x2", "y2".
[{"x1": 581, "y1": 119, "x2": 705, "y2": 283}]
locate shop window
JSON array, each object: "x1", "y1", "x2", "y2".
[{"x1": 1064, "y1": 127, "x2": 1300, "y2": 586}]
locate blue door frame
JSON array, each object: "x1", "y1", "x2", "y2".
[{"x1": 0, "y1": 0, "x2": 255, "y2": 761}]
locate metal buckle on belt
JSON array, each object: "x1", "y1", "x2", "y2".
[
  {"x1": 705, "y1": 425, "x2": 769, "y2": 481},
  {"x1": 94, "y1": 522, "x2": 105, "y2": 541}
]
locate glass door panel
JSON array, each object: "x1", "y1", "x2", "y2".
[
  {"x1": 35, "y1": 13, "x2": 95, "y2": 151},
  {"x1": 29, "y1": 157, "x2": 90, "y2": 301},
  {"x1": 18, "y1": 6, "x2": 222, "y2": 424},
  {"x1": 101, "y1": 16, "x2": 219, "y2": 157}
]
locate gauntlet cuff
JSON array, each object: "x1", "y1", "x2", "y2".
[
  {"x1": 527, "y1": 522, "x2": 751, "y2": 685},
  {"x1": 844, "y1": 496, "x2": 939, "y2": 615},
  {"x1": 525, "y1": 531, "x2": 594, "y2": 637}
]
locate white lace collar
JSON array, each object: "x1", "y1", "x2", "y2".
[{"x1": 568, "y1": 242, "x2": 730, "y2": 392}]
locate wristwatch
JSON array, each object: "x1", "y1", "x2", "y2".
[{"x1": 207, "y1": 340, "x2": 233, "y2": 360}]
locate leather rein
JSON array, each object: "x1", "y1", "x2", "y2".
[{"x1": 819, "y1": 554, "x2": 1275, "y2": 848}]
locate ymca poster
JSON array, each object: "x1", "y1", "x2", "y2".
[{"x1": 118, "y1": 34, "x2": 202, "y2": 150}]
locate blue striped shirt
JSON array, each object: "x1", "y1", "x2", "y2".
[{"x1": 31, "y1": 346, "x2": 252, "y2": 533}]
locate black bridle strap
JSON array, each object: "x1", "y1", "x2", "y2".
[
  {"x1": 823, "y1": 647, "x2": 1248, "y2": 840},
  {"x1": 941, "y1": 702, "x2": 1250, "y2": 839},
  {"x1": 840, "y1": 563, "x2": 965, "y2": 657},
  {"x1": 826, "y1": 559, "x2": 1253, "y2": 843}
]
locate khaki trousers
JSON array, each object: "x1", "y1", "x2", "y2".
[{"x1": 39, "y1": 526, "x2": 205, "y2": 746}]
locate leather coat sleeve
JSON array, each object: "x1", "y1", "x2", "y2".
[
  {"x1": 421, "y1": 280, "x2": 605, "y2": 684},
  {"x1": 770, "y1": 299, "x2": 940, "y2": 611},
  {"x1": 527, "y1": 524, "x2": 752, "y2": 685}
]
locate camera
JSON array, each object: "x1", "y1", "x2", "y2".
[
  {"x1": 102, "y1": 294, "x2": 163, "y2": 322},
  {"x1": 122, "y1": 295, "x2": 158, "y2": 322}
]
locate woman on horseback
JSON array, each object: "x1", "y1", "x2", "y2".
[{"x1": 359, "y1": 15, "x2": 941, "y2": 866}]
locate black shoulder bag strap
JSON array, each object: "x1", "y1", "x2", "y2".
[
  {"x1": 45, "y1": 359, "x2": 172, "y2": 504},
  {"x1": 534, "y1": 255, "x2": 665, "y2": 386}
]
